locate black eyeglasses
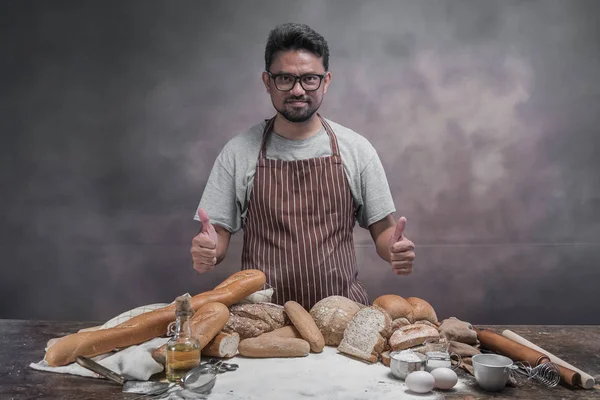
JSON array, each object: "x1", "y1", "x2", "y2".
[{"x1": 267, "y1": 71, "x2": 326, "y2": 91}]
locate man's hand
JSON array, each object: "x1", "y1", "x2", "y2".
[
  {"x1": 388, "y1": 216, "x2": 416, "y2": 275},
  {"x1": 191, "y1": 208, "x2": 219, "y2": 273}
]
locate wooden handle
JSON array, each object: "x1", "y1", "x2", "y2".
[
  {"x1": 475, "y1": 327, "x2": 581, "y2": 387},
  {"x1": 502, "y1": 329, "x2": 594, "y2": 389},
  {"x1": 475, "y1": 327, "x2": 550, "y2": 365},
  {"x1": 76, "y1": 356, "x2": 126, "y2": 385}
]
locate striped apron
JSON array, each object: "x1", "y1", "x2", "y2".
[{"x1": 241, "y1": 114, "x2": 370, "y2": 310}]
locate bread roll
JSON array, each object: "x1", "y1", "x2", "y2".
[
  {"x1": 238, "y1": 337, "x2": 310, "y2": 358},
  {"x1": 337, "y1": 306, "x2": 392, "y2": 364},
  {"x1": 373, "y1": 294, "x2": 414, "y2": 322},
  {"x1": 389, "y1": 324, "x2": 440, "y2": 351},
  {"x1": 406, "y1": 297, "x2": 438, "y2": 325},
  {"x1": 201, "y1": 331, "x2": 240, "y2": 358},
  {"x1": 224, "y1": 302, "x2": 289, "y2": 339},
  {"x1": 151, "y1": 301, "x2": 230, "y2": 365},
  {"x1": 45, "y1": 269, "x2": 265, "y2": 366},
  {"x1": 284, "y1": 301, "x2": 325, "y2": 353},
  {"x1": 309, "y1": 296, "x2": 360, "y2": 346}
]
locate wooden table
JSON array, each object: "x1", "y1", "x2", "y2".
[{"x1": 1, "y1": 319, "x2": 599, "y2": 399}]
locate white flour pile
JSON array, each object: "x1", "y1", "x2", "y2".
[{"x1": 205, "y1": 346, "x2": 449, "y2": 400}]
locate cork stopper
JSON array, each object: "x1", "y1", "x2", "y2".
[{"x1": 174, "y1": 294, "x2": 194, "y2": 316}]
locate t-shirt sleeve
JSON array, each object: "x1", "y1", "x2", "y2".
[
  {"x1": 357, "y1": 152, "x2": 396, "y2": 228},
  {"x1": 193, "y1": 152, "x2": 240, "y2": 233}
]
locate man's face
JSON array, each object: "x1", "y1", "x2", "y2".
[{"x1": 262, "y1": 49, "x2": 331, "y2": 123}]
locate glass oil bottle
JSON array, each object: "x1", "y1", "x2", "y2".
[{"x1": 166, "y1": 295, "x2": 200, "y2": 382}]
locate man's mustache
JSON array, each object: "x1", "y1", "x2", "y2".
[{"x1": 285, "y1": 97, "x2": 310, "y2": 103}]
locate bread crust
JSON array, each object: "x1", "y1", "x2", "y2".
[
  {"x1": 373, "y1": 294, "x2": 414, "y2": 322},
  {"x1": 238, "y1": 337, "x2": 310, "y2": 358},
  {"x1": 406, "y1": 297, "x2": 439, "y2": 325},
  {"x1": 389, "y1": 324, "x2": 440, "y2": 351},
  {"x1": 284, "y1": 301, "x2": 325, "y2": 353},
  {"x1": 224, "y1": 302, "x2": 289, "y2": 339},
  {"x1": 309, "y1": 296, "x2": 360, "y2": 346},
  {"x1": 201, "y1": 331, "x2": 240, "y2": 358}
]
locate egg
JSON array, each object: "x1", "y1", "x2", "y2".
[
  {"x1": 431, "y1": 367, "x2": 458, "y2": 390},
  {"x1": 405, "y1": 371, "x2": 435, "y2": 394}
]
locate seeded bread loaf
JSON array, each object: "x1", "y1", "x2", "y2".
[
  {"x1": 337, "y1": 306, "x2": 392, "y2": 363},
  {"x1": 224, "y1": 302, "x2": 289, "y2": 339}
]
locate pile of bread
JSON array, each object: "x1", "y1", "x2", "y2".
[
  {"x1": 154, "y1": 293, "x2": 444, "y2": 366},
  {"x1": 43, "y1": 270, "x2": 460, "y2": 370}
]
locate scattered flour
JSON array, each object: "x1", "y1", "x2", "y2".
[{"x1": 204, "y1": 346, "x2": 451, "y2": 400}]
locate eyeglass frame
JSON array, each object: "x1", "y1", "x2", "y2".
[{"x1": 266, "y1": 71, "x2": 327, "y2": 92}]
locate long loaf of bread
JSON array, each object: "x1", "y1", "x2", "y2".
[
  {"x1": 151, "y1": 301, "x2": 231, "y2": 365},
  {"x1": 284, "y1": 301, "x2": 325, "y2": 353},
  {"x1": 238, "y1": 336, "x2": 310, "y2": 358},
  {"x1": 45, "y1": 269, "x2": 266, "y2": 366}
]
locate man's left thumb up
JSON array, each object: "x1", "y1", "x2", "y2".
[{"x1": 391, "y1": 216, "x2": 407, "y2": 243}]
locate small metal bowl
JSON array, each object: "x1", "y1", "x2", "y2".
[{"x1": 390, "y1": 350, "x2": 427, "y2": 380}]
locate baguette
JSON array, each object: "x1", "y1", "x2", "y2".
[
  {"x1": 151, "y1": 301, "x2": 230, "y2": 365},
  {"x1": 201, "y1": 331, "x2": 240, "y2": 358},
  {"x1": 284, "y1": 301, "x2": 325, "y2": 353},
  {"x1": 238, "y1": 336, "x2": 310, "y2": 358},
  {"x1": 45, "y1": 269, "x2": 265, "y2": 366}
]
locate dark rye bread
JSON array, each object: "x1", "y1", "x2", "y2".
[
  {"x1": 224, "y1": 302, "x2": 289, "y2": 339},
  {"x1": 337, "y1": 306, "x2": 392, "y2": 363}
]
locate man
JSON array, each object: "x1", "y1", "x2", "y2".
[{"x1": 191, "y1": 23, "x2": 415, "y2": 310}]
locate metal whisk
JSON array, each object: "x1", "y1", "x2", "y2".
[{"x1": 511, "y1": 361, "x2": 561, "y2": 387}]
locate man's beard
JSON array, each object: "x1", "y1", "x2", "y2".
[{"x1": 277, "y1": 97, "x2": 320, "y2": 123}]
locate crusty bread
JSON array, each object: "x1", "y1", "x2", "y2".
[
  {"x1": 152, "y1": 301, "x2": 230, "y2": 365},
  {"x1": 373, "y1": 294, "x2": 414, "y2": 322},
  {"x1": 309, "y1": 296, "x2": 360, "y2": 346},
  {"x1": 406, "y1": 297, "x2": 438, "y2": 325},
  {"x1": 414, "y1": 320, "x2": 438, "y2": 329},
  {"x1": 45, "y1": 269, "x2": 265, "y2": 367},
  {"x1": 201, "y1": 331, "x2": 239, "y2": 358},
  {"x1": 337, "y1": 306, "x2": 392, "y2": 364},
  {"x1": 238, "y1": 337, "x2": 310, "y2": 358},
  {"x1": 258, "y1": 325, "x2": 302, "y2": 339},
  {"x1": 391, "y1": 317, "x2": 412, "y2": 331},
  {"x1": 389, "y1": 324, "x2": 440, "y2": 351},
  {"x1": 224, "y1": 302, "x2": 289, "y2": 339},
  {"x1": 284, "y1": 301, "x2": 325, "y2": 353}
]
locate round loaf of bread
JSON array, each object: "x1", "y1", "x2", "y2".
[
  {"x1": 309, "y1": 296, "x2": 360, "y2": 346},
  {"x1": 372, "y1": 294, "x2": 414, "y2": 323},
  {"x1": 406, "y1": 297, "x2": 438, "y2": 325}
]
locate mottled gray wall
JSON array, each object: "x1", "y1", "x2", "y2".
[{"x1": 1, "y1": 0, "x2": 599, "y2": 324}]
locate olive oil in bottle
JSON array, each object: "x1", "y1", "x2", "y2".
[{"x1": 166, "y1": 295, "x2": 200, "y2": 382}]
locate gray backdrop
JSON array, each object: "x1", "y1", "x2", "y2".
[{"x1": 1, "y1": 0, "x2": 599, "y2": 325}]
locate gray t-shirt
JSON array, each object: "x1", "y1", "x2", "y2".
[{"x1": 194, "y1": 117, "x2": 396, "y2": 233}]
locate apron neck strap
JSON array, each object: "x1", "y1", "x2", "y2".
[{"x1": 258, "y1": 113, "x2": 340, "y2": 159}]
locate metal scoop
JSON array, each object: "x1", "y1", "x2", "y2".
[{"x1": 76, "y1": 356, "x2": 236, "y2": 396}]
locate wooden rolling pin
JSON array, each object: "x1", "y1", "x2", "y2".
[
  {"x1": 502, "y1": 329, "x2": 595, "y2": 389},
  {"x1": 475, "y1": 327, "x2": 581, "y2": 387}
]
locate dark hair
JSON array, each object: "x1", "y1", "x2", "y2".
[{"x1": 264, "y1": 23, "x2": 329, "y2": 72}]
